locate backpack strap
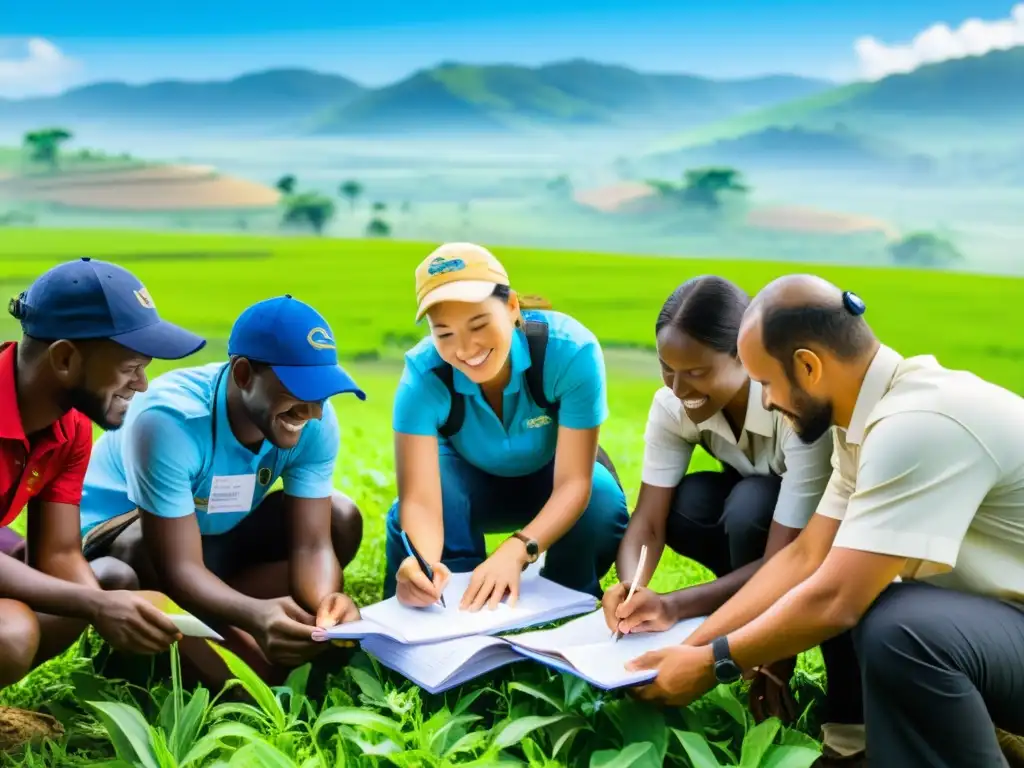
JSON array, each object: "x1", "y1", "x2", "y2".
[
  {"x1": 523, "y1": 319, "x2": 559, "y2": 418},
  {"x1": 431, "y1": 363, "x2": 465, "y2": 439}
]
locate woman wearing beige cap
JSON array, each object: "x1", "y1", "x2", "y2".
[{"x1": 382, "y1": 243, "x2": 628, "y2": 611}]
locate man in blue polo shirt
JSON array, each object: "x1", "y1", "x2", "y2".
[{"x1": 80, "y1": 295, "x2": 366, "y2": 684}]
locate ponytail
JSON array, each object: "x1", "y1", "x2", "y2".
[{"x1": 491, "y1": 284, "x2": 553, "y2": 310}]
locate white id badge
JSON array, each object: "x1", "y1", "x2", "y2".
[{"x1": 207, "y1": 474, "x2": 257, "y2": 514}]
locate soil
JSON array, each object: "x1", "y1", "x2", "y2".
[{"x1": 0, "y1": 706, "x2": 65, "y2": 753}]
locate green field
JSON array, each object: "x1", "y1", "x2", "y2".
[{"x1": 1, "y1": 228, "x2": 1022, "y2": 767}]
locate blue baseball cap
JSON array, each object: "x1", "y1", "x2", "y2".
[
  {"x1": 11, "y1": 257, "x2": 206, "y2": 360},
  {"x1": 227, "y1": 295, "x2": 365, "y2": 403}
]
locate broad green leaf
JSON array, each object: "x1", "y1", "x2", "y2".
[
  {"x1": 607, "y1": 700, "x2": 666, "y2": 764},
  {"x1": 337, "y1": 726, "x2": 401, "y2": 757},
  {"x1": 562, "y1": 673, "x2": 590, "y2": 709},
  {"x1": 203, "y1": 720, "x2": 265, "y2": 742},
  {"x1": 552, "y1": 725, "x2": 583, "y2": 759},
  {"x1": 346, "y1": 666, "x2": 387, "y2": 704},
  {"x1": 705, "y1": 685, "x2": 750, "y2": 730},
  {"x1": 445, "y1": 729, "x2": 491, "y2": 757},
  {"x1": 778, "y1": 728, "x2": 821, "y2": 751},
  {"x1": 431, "y1": 714, "x2": 482, "y2": 753},
  {"x1": 740, "y1": 718, "x2": 782, "y2": 767},
  {"x1": 170, "y1": 687, "x2": 210, "y2": 759},
  {"x1": 208, "y1": 701, "x2": 272, "y2": 728},
  {"x1": 313, "y1": 706, "x2": 404, "y2": 743},
  {"x1": 283, "y1": 663, "x2": 311, "y2": 699},
  {"x1": 760, "y1": 745, "x2": 823, "y2": 768},
  {"x1": 590, "y1": 742, "x2": 656, "y2": 768},
  {"x1": 208, "y1": 642, "x2": 285, "y2": 730},
  {"x1": 672, "y1": 730, "x2": 724, "y2": 768},
  {"x1": 180, "y1": 734, "x2": 224, "y2": 768},
  {"x1": 508, "y1": 681, "x2": 564, "y2": 713},
  {"x1": 492, "y1": 714, "x2": 571, "y2": 750},
  {"x1": 149, "y1": 728, "x2": 178, "y2": 768},
  {"x1": 85, "y1": 701, "x2": 162, "y2": 768},
  {"x1": 228, "y1": 740, "x2": 300, "y2": 767},
  {"x1": 452, "y1": 686, "x2": 489, "y2": 716}
]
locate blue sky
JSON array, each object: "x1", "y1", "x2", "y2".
[{"x1": 0, "y1": 0, "x2": 1018, "y2": 94}]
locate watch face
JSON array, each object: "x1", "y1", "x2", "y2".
[{"x1": 715, "y1": 659, "x2": 742, "y2": 683}]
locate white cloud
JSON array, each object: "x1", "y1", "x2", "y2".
[
  {"x1": 0, "y1": 38, "x2": 81, "y2": 98},
  {"x1": 854, "y1": 4, "x2": 1024, "y2": 80}
]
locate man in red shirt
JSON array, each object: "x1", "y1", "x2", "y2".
[{"x1": 0, "y1": 257, "x2": 207, "y2": 691}]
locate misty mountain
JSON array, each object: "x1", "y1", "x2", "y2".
[
  {"x1": 306, "y1": 60, "x2": 834, "y2": 135},
  {"x1": 0, "y1": 69, "x2": 366, "y2": 132},
  {"x1": 647, "y1": 45, "x2": 1024, "y2": 164}
]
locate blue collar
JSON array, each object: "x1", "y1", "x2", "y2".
[
  {"x1": 213, "y1": 364, "x2": 276, "y2": 460},
  {"x1": 452, "y1": 326, "x2": 532, "y2": 397}
]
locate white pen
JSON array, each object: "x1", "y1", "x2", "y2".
[{"x1": 612, "y1": 544, "x2": 647, "y2": 642}]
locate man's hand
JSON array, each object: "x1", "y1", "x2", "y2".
[
  {"x1": 461, "y1": 539, "x2": 526, "y2": 612},
  {"x1": 602, "y1": 584, "x2": 674, "y2": 635},
  {"x1": 254, "y1": 597, "x2": 321, "y2": 667},
  {"x1": 626, "y1": 644, "x2": 718, "y2": 707},
  {"x1": 748, "y1": 657, "x2": 799, "y2": 725},
  {"x1": 315, "y1": 592, "x2": 360, "y2": 629},
  {"x1": 395, "y1": 557, "x2": 451, "y2": 608},
  {"x1": 91, "y1": 591, "x2": 183, "y2": 654}
]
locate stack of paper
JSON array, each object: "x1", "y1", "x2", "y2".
[
  {"x1": 325, "y1": 570, "x2": 597, "y2": 645},
  {"x1": 358, "y1": 609, "x2": 706, "y2": 694}
]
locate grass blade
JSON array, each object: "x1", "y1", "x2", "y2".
[
  {"x1": 228, "y1": 741, "x2": 300, "y2": 767},
  {"x1": 207, "y1": 641, "x2": 285, "y2": 730},
  {"x1": 760, "y1": 745, "x2": 824, "y2": 768},
  {"x1": 313, "y1": 706, "x2": 404, "y2": 744},
  {"x1": 672, "y1": 730, "x2": 725, "y2": 768},
  {"x1": 589, "y1": 743, "x2": 656, "y2": 768},
  {"x1": 492, "y1": 713, "x2": 571, "y2": 750},
  {"x1": 508, "y1": 682, "x2": 564, "y2": 713}
]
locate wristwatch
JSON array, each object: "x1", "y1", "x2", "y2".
[
  {"x1": 711, "y1": 636, "x2": 743, "y2": 683},
  {"x1": 510, "y1": 531, "x2": 540, "y2": 567}
]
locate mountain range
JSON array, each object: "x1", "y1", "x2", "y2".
[
  {"x1": 0, "y1": 59, "x2": 832, "y2": 135},
  {"x1": 644, "y1": 46, "x2": 1024, "y2": 173}
]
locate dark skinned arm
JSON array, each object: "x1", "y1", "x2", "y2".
[
  {"x1": 663, "y1": 520, "x2": 802, "y2": 620},
  {"x1": 26, "y1": 499, "x2": 100, "y2": 588},
  {"x1": 616, "y1": 483, "x2": 674, "y2": 587},
  {"x1": 287, "y1": 494, "x2": 341, "y2": 615},
  {"x1": 141, "y1": 510, "x2": 269, "y2": 636},
  {"x1": 0, "y1": 550, "x2": 104, "y2": 620}
]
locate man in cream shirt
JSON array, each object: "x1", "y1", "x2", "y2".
[{"x1": 624, "y1": 275, "x2": 1024, "y2": 768}]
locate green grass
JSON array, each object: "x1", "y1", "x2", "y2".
[{"x1": 1, "y1": 227, "x2": 1022, "y2": 766}]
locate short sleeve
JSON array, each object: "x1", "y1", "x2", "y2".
[
  {"x1": 282, "y1": 401, "x2": 340, "y2": 499},
  {"x1": 123, "y1": 407, "x2": 204, "y2": 518},
  {"x1": 813, "y1": 440, "x2": 857, "y2": 521},
  {"x1": 771, "y1": 425, "x2": 833, "y2": 529},
  {"x1": 38, "y1": 414, "x2": 93, "y2": 505},
  {"x1": 641, "y1": 389, "x2": 695, "y2": 488},
  {"x1": 551, "y1": 340, "x2": 608, "y2": 430},
  {"x1": 833, "y1": 411, "x2": 999, "y2": 566},
  {"x1": 392, "y1": 360, "x2": 450, "y2": 436}
]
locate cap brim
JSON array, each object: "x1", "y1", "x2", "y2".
[
  {"x1": 112, "y1": 321, "x2": 207, "y2": 360},
  {"x1": 415, "y1": 280, "x2": 499, "y2": 322},
  {"x1": 272, "y1": 363, "x2": 367, "y2": 403}
]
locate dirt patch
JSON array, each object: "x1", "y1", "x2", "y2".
[
  {"x1": 0, "y1": 164, "x2": 279, "y2": 211},
  {"x1": 0, "y1": 706, "x2": 64, "y2": 753},
  {"x1": 745, "y1": 205, "x2": 898, "y2": 239}
]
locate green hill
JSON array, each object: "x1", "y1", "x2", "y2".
[
  {"x1": 306, "y1": 59, "x2": 833, "y2": 135},
  {"x1": 0, "y1": 69, "x2": 366, "y2": 132},
  {"x1": 646, "y1": 46, "x2": 1024, "y2": 158}
]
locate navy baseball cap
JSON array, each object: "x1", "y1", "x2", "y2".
[
  {"x1": 227, "y1": 295, "x2": 366, "y2": 403},
  {"x1": 11, "y1": 257, "x2": 206, "y2": 360}
]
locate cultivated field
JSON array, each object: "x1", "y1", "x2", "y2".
[{"x1": 0, "y1": 228, "x2": 1022, "y2": 766}]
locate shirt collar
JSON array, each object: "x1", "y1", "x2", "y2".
[
  {"x1": 0, "y1": 342, "x2": 69, "y2": 445},
  {"x1": 0, "y1": 343, "x2": 24, "y2": 441},
  {"x1": 453, "y1": 326, "x2": 531, "y2": 397},
  {"x1": 214, "y1": 363, "x2": 276, "y2": 460},
  {"x1": 845, "y1": 344, "x2": 904, "y2": 446}
]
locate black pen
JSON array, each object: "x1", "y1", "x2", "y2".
[{"x1": 401, "y1": 530, "x2": 446, "y2": 608}]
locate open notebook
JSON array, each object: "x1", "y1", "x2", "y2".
[
  {"x1": 322, "y1": 569, "x2": 597, "y2": 645},
  {"x1": 360, "y1": 609, "x2": 707, "y2": 694}
]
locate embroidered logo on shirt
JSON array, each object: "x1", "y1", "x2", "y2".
[
  {"x1": 258, "y1": 467, "x2": 273, "y2": 486},
  {"x1": 524, "y1": 415, "x2": 553, "y2": 429},
  {"x1": 193, "y1": 496, "x2": 209, "y2": 509}
]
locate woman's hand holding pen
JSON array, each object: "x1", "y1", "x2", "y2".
[{"x1": 396, "y1": 556, "x2": 451, "y2": 607}]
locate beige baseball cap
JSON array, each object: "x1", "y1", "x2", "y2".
[{"x1": 414, "y1": 243, "x2": 510, "y2": 322}]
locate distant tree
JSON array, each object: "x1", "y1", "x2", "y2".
[
  {"x1": 23, "y1": 127, "x2": 72, "y2": 169},
  {"x1": 283, "y1": 192, "x2": 336, "y2": 236},
  {"x1": 339, "y1": 180, "x2": 363, "y2": 211},
  {"x1": 546, "y1": 174, "x2": 573, "y2": 197},
  {"x1": 889, "y1": 231, "x2": 964, "y2": 267},
  {"x1": 681, "y1": 167, "x2": 749, "y2": 210},
  {"x1": 276, "y1": 174, "x2": 297, "y2": 195},
  {"x1": 371, "y1": 201, "x2": 387, "y2": 213},
  {"x1": 366, "y1": 218, "x2": 391, "y2": 237}
]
